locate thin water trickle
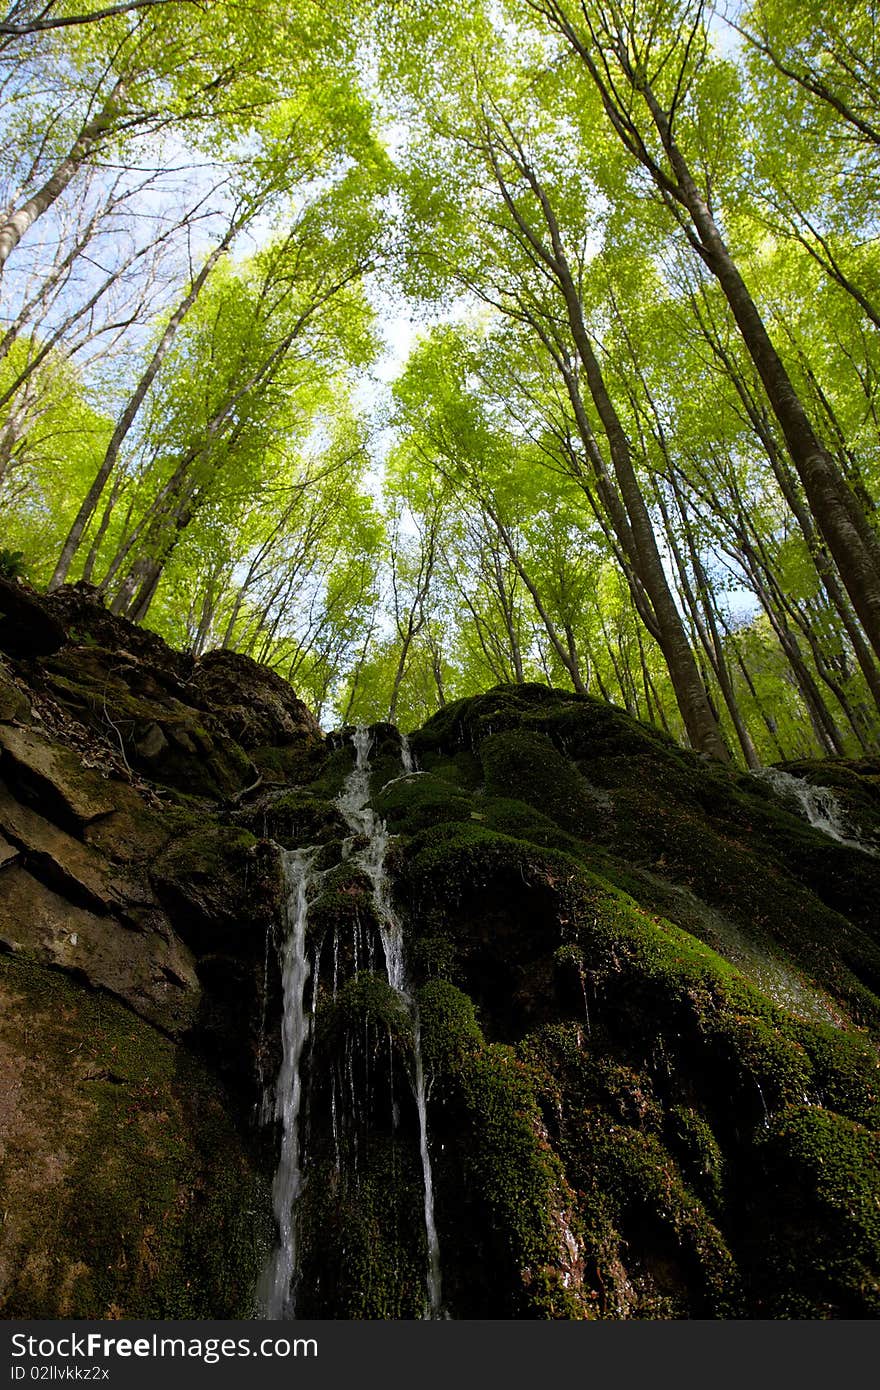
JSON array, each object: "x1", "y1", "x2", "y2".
[
  {"x1": 258, "y1": 847, "x2": 317, "y2": 1319},
  {"x1": 330, "y1": 1074, "x2": 340, "y2": 1171},
  {"x1": 256, "y1": 922, "x2": 273, "y2": 1122},
  {"x1": 401, "y1": 733, "x2": 416, "y2": 774},
  {"x1": 755, "y1": 1079, "x2": 771, "y2": 1129},
  {"x1": 334, "y1": 726, "x2": 444, "y2": 1318},
  {"x1": 413, "y1": 1018, "x2": 442, "y2": 1317}
]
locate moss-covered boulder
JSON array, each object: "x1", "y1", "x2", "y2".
[
  {"x1": 151, "y1": 825, "x2": 281, "y2": 956},
  {"x1": 0, "y1": 954, "x2": 269, "y2": 1318},
  {"x1": 382, "y1": 685, "x2": 880, "y2": 1317}
]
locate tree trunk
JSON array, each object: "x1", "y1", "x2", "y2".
[
  {"x1": 638, "y1": 79, "x2": 880, "y2": 660},
  {"x1": 0, "y1": 82, "x2": 125, "y2": 271},
  {"x1": 490, "y1": 141, "x2": 730, "y2": 758},
  {"x1": 48, "y1": 225, "x2": 235, "y2": 590},
  {"x1": 538, "y1": 9, "x2": 880, "y2": 658}
]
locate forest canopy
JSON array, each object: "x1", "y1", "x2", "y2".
[{"x1": 2, "y1": 0, "x2": 880, "y2": 761}]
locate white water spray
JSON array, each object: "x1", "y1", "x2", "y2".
[
  {"x1": 335, "y1": 727, "x2": 444, "y2": 1318},
  {"x1": 412, "y1": 1017, "x2": 443, "y2": 1315},
  {"x1": 756, "y1": 767, "x2": 877, "y2": 856},
  {"x1": 401, "y1": 733, "x2": 416, "y2": 774},
  {"x1": 258, "y1": 847, "x2": 316, "y2": 1318}
]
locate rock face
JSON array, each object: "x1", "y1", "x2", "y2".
[
  {"x1": 0, "y1": 582, "x2": 323, "y2": 1317},
  {"x1": 0, "y1": 582, "x2": 878, "y2": 1319}
]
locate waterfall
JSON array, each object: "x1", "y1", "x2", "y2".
[
  {"x1": 756, "y1": 767, "x2": 877, "y2": 856},
  {"x1": 258, "y1": 847, "x2": 316, "y2": 1319},
  {"x1": 335, "y1": 727, "x2": 444, "y2": 1318},
  {"x1": 401, "y1": 733, "x2": 416, "y2": 774},
  {"x1": 412, "y1": 1017, "x2": 443, "y2": 1315}
]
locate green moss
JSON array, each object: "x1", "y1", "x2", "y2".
[
  {"x1": 749, "y1": 1105, "x2": 880, "y2": 1316},
  {"x1": 395, "y1": 818, "x2": 575, "y2": 914},
  {"x1": 480, "y1": 795, "x2": 578, "y2": 851},
  {"x1": 43, "y1": 664, "x2": 255, "y2": 799},
  {"x1": 0, "y1": 955, "x2": 268, "y2": 1318},
  {"x1": 411, "y1": 935, "x2": 458, "y2": 982},
  {"x1": 0, "y1": 664, "x2": 30, "y2": 722},
  {"x1": 417, "y1": 978, "x2": 483, "y2": 1075},
  {"x1": 519, "y1": 1024, "x2": 737, "y2": 1316},
  {"x1": 794, "y1": 1023, "x2": 880, "y2": 1126},
  {"x1": 411, "y1": 684, "x2": 880, "y2": 1031},
  {"x1": 296, "y1": 1142, "x2": 427, "y2": 1318},
  {"x1": 575, "y1": 1120, "x2": 739, "y2": 1317},
  {"x1": 480, "y1": 730, "x2": 606, "y2": 837},
  {"x1": 162, "y1": 824, "x2": 258, "y2": 876},
  {"x1": 412, "y1": 748, "x2": 485, "y2": 790},
  {"x1": 259, "y1": 790, "x2": 346, "y2": 849},
  {"x1": 307, "y1": 863, "x2": 378, "y2": 944},
  {"x1": 150, "y1": 824, "x2": 281, "y2": 955},
  {"x1": 452, "y1": 1043, "x2": 586, "y2": 1317},
  {"x1": 395, "y1": 815, "x2": 878, "y2": 1140},
  {"x1": 413, "y1": 979, "x2": 588, "y2": 1316},
  {"x1": 316, "y1": 973, "x2": 413, "y2": 1057},
  {"x1": 306, "y1": 743, "x2": 358, "y2": 800},
  {"x1": 666, "y1": 1105, "x2": 726, "y2": 1212},
  {"x1": 375, "y1": 772, "x2": 473, "y2": 834},
  {"x1": 249, "y1": 740, "x2": 326, "y2": 785},
  {"x1": 414, "y1": 683, "x2": 681, "y2": 768}
]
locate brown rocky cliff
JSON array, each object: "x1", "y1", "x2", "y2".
[{"x1": 0, "y1": 579, "x2": 324, "y2": 1317}]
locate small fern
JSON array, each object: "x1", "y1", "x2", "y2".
[{"x1": 0, "y1": 549, "x2": 27, "y2": 580}]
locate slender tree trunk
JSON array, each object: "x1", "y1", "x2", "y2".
[
  {"x1": 0, "y1": 81, "x2": 125, "y2": 271},
  {"x1": 638, "y1": 81, "x2": 880, "y2": 659},
  {"x1": 559, "y1": 288, "x2": 727, "y2": 755},
  {"x1": 81, "y1": 470, "x2": 126, "y2": 582},
  {"x1": 388, "y1": 625, "x2": 416, "y2": 726},
  {"x1": 721, "y1": 616, "x2": 789, "y2": 762},
  {"x1": 599, "y1": 606, "x2": 635, "y2": 714},
  {"x1": 538, "y1": 7, "x2": 880, "y2": 657},
  {"x1": 490, "y1": 142, "x2": 729, "y2": 757},
  {"x1": 488, "y1": 541, "x2": 526, "y2": 682},
  {"x1": 739, "y1": 549, "x2": 846, "y2": 755},
  {"x1": 660, "y1": 477, "x2": 761, "y2": 768},
  {"x1": 488, "y1": 507, "x2": 587, "y2": 693},
  {"x1": 49, "y1": 225, "x2": 236, "y2": 590}
]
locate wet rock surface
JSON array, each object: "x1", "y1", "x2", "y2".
[{"x1": 0, "y1": 587, "x2": 878, "y2": 1319}]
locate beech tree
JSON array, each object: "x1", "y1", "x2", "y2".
[{"x1": 2, "y1": 0, "x2": 879, "y2": 753}]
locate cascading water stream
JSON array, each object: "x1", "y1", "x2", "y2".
[
  {"x1": 412, "y1": 1017, "x2": 443, "y2": 1315},
  {"x1": 334, "y1": 727, "x2": 444, "y2": 1318},
  {"x1": 400, "y1": 733, "x2": 416, "y2": 774},
  {"x1": 258, "y1": 847, "x2": 316, "y2": 1319},
  {"x1": 755, "y1": 767, "x2": 877, "y2": 856}
]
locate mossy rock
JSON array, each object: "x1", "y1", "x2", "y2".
[
  {"x1": 479, "y1": 729, "x2": 608, "y2": 838},
  {"x1": 375, "y1": 772, "x2": 474, "y2": 834},
  {"x1": 151, "y1": 824, "x2": 282, "y2": 955},
  {"x1": 0, "y1": 954, "x2": 269, "y2": 1318},
  {"x1": 0, "y1": 663, "x2": 31, "y2": 723},
  {"x1": 416, "y1": 982, "x2": 589, "y2": 1317},
  {"x1": 252, "y1": 790, "x2": 348, "y2": 850},
  {"x1": 778, "y1": 757, "x2": 880, "y2": 847},
  {"x1": 295, "y1": 1142, "x2": 427, "y2": 1318},
  {"x1": 307, "y1": 863, "x2": 381, "y2": 956},
  {"x1": 306, "y1": 743, "x2": 359, "y2": 800},
  {"x1": 744, "y1": 1105, "x2": 880, "y2": 1316},
  {"x1": 249, "y1": 739, "x2": 328, "y2": 786},
  {"x1": 315, "y1": 972, "x2": 414, "y2": 1060},
  {"x1": 41, "y1": 657, "x2": 256, "y2": 800}
]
